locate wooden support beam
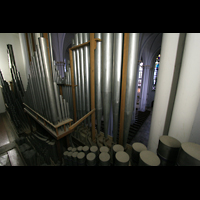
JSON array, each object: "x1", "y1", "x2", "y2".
[
  {"x1": 69, "y1": 108, "x2": 95, "y2": 131},
  {"x1": 69, "y1": 49, "x2": 77, "y2": 122},
  {"x1": 90, "y1": 33, "x2": 96, "y2": 141},
  {"x1": 119, "y1": 33, "x2": 129, "y2": 145}
]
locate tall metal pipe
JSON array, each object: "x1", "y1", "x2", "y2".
[
  {"x1": 94, "y1": 33, "x2": 102, "y2": 134},
  {"x1": 38, "y1": 37, "x2": 58, "y2": 125},
  {"x1": 102, "y1": 33, "x2": 113, "y2": 138},
  {"x1": 83, "y1": 33, "x2": 90, "y2": 126},
  {"x1": 72, "y1": 38, "x2": 79, "y2": 120},
  {"x1": 123, "y1": 33, "x2": 139, "y2": 147},
  {"x1": 112, "y1": 33, "x2": 123, "y2": 143},
  {"x1": 78, "y1": 33, "x2": 86, "y2": 124},
  {"x1": 36, "y1": 44, "x2": 52, "y2": 123},
  {"x1": 74, "y1": 33, "x2": 83, "y2": 119}
]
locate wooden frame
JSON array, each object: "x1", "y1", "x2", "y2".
[
  {"x1": 69, "y1": 34, "x2": 101, "y2": 141},
  {"x1": 24, "y1": 34, "x2": 101, "y2": 144},
  {"x1": 119, "y1": 33, "x2": 129, "y2": 145}
]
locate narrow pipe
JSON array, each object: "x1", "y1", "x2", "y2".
[
  {"x1": 54, "y1": 82, "x2": 62, "y2": 122},
  {"x1": 38, "y1": 37, "x2": 58, "y2": 125},
  {"x1": 74, "y1": 33, "x2": 83, "y2": 119},
  {"x1": 83, "y1": 33, "x2": 91, "y2": 126},
  {"x1": 123, "y1": 33, "x2": 139, "y2": 147},
  {"x1": 63, "y1": 99, "x2": 68, "y2": 119},
  {"x1": 72, "y1": 39, "x2": 79, "y2": 120},
  {"x1": 112, "y1": 33, "x2": 123, "y2": 143},
  {"x1": 101, "y1": 33, "x2": 113, "y2": 138},
  {"x1": 94, "y1": 33, "x2": 102, "y2": 134},
  {"x1": 78, "y1": 33, "x2": 86, "y2": 125},
  {"x1": 59, "y1": 95, "x2": 65, "y2": 120}
]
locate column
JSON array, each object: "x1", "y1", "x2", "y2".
[
  {"x1": 168, "y1": 33, "x2": 200, "y2": 143},
  {"x1": 148, "y1": 33, "x2": 186, "y2": 153}
]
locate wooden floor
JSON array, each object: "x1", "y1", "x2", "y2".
[{"x1": 0, "y1": 112, "x2": 25, "y2": 166}]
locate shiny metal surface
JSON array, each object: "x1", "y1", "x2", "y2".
[
  {"x1": 112, "y1": 33, "x2": 123, "y2": 143},
  {"x1": 101, "y1": 33, "x2": 113, "y2": 138},
  {"x1": 74, "y1": 33, "x2": 83, "y2": 119},
  {"x1": 36, "y1": 44, "x2": 52, "y2": 122},
  {"x1": 83, "y1": 33, "x2": 91, "y2": 126},
  {"x1": 39, "y1": 37, "x2": 58, "y2": 125},
  {"x1": 94, "y1": 33, "x2": 102, "y2": 134},
  {"x1": 123, "y1": 33, "x2": 139, "y2": 147},
  {"x1": 72, "y1": 38, "x2": 79, "y2": 120},
  {"x1": 78, "y1": 33, "x2": 86, "y2": 123}
]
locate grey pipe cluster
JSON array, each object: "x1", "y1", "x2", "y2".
[
  {"x1": 23, "y1": 36, "x2": 70, "y2": 126},
  {"x1": 101, "y1": 33, "x2": 139, "y2": 147},
  {"x1": 71, "y1": 33, "x2": 90, "y2": 126}
]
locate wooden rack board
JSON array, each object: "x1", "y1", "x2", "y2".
[{"x1": 23, "y1": 103, "x2": 73, "y2": 140}]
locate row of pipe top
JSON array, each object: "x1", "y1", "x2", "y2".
[
  {"x1": 71, "y1": 33, "x2": 140, "y2": 147},
  {"x1": 23, "y1": 35, "x2": 70, "y2": 128}
]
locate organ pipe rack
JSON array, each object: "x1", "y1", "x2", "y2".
[{"x1": 24, "y1": 33, "x2": 101, "y2": 142}]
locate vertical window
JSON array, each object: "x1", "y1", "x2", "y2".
[
  {"x1": 138, "y1": 62, "x2": 143, "y2": 87},
  {"x1": 152, "y1": 54, "x2": 160, "y2": 90}
]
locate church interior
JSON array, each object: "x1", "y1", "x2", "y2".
[{"x1": 0, "y1": 33, "x2": 199, "y2": 166}]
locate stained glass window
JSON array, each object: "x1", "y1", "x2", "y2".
[{"x1": 152, "y1": 54, "x2": 160, "y2": 91}]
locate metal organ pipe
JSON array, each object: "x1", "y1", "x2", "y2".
[
  {"x1": 112, "y1": 33, "x2": 123, "y2": 143},
  {"x1": 123, "y1": 33, "x2": 139, "y2": 147},
  {"x1": 78, "y1": 33, "x2": 86, "y2": 124},
  {"x1": 38, "y1": 37, "x2": 58, "y2": 125},
  {"x1": 83, "y1": 33, "x2": 91, "y2": 126},
  {"x1": 94, "y1": 33, "x2": 102, "y2": 134},
  {"x1": 101, "y1": 33, "x2": 113, "y2": 138},
  {"x1": 72, "y1": 38, "x2": 79, "y2": 120},
  {"x1": 74, "y1": 34, "x2": 83, "y2": 119}
]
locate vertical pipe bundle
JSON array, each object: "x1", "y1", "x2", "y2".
[
  {"x1": 38, "y1": 37, "x2": 58, "y2": 125},
  {"x1": 94, "y1": 33, "x2": 102, "y2": 134},
  {"x1": 112, "y1": 33, "x2": 123, "y2": 143},
  {"x1": 123, "y1": 33, "x2": 139, "y2": 147},
  {"x1": 101, "y1": 33, "x2": 113, "y2": 138}
]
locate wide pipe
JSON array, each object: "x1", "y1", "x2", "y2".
[
  {"x1": 123, "y1": 33, "x2": 139, "y2": 147},
  {"x1": 94, "y1": 33, "x2": 102, "y2": 134},
  {"x1": 36, "y1": 44, "x2": 52, "y2": 123},
  {"x1": 83, "y1": 33, "x2": 91, "y2": 126},
  {"x1": 112, "y1": 33, "x2": 123, "y2": 143},
  {"x1": 38, "y1": 37, "x2": 58, "y2": 125},
  {"x1": 101, "y1": 33, "x2": 113, "y2": 138}
]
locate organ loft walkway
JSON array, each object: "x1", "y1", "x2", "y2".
[{"x1": 0, "y1": 112, "x2": 25, "y2": 166}]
